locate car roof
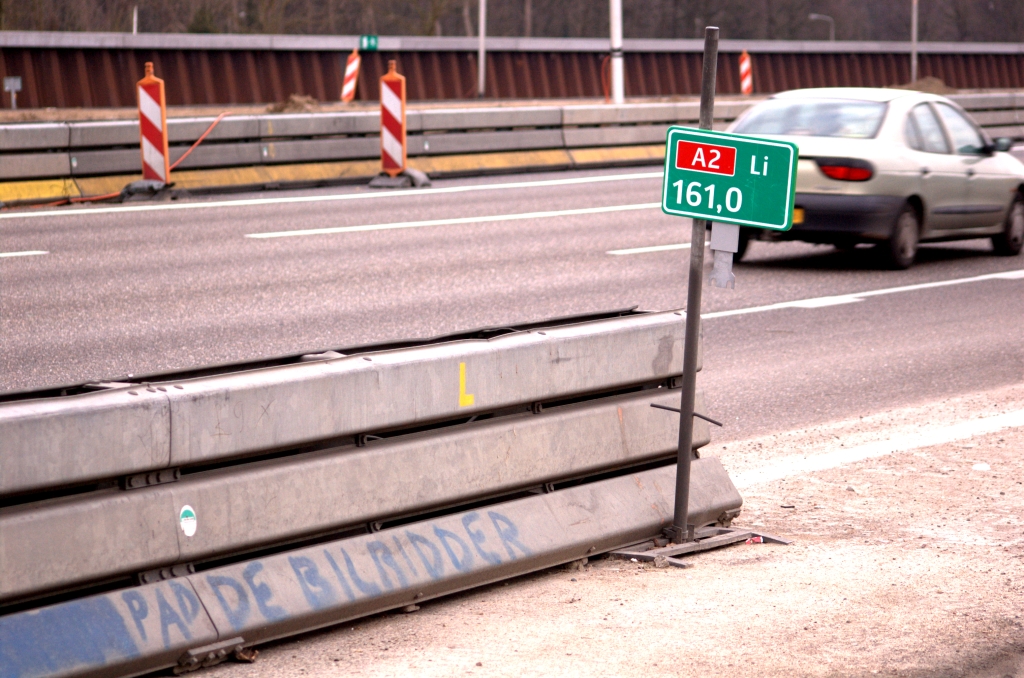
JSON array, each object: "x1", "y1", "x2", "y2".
[{"x1": 770, "y1": 87, "x2": 921, "y2": 103}]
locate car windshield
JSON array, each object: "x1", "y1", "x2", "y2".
[{"x1": 733, "y1": 99, "x2": 887, "y2": 138}]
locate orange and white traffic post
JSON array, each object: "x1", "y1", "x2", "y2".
[
  {"x1": 379, "y1": 60, "x2": 407, "y2": 177},
  {"x1": 739, "y1": 50, "x2": 753, "y2": 95},
  {"x1": 136, "y1": 62, "x2": 170, "y2": 183},
  {"x1": 341, "y1": 49, "x2": 361, "y2": 103}
]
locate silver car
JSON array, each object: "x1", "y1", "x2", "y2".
[{"x1": 727, "y1": 87, "x2": 1024, "y2": 268}]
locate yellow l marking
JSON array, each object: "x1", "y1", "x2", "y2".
[{"x1": 459, "y1": 362, "x2": 475, "y2": 407}]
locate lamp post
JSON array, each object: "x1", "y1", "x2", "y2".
[
  {"x1": 808, "y1": 13, "x2": 835, "y2": 41},
  {"x1": 477, "y1": 0, "x2": 487, "y2": 97},
  {"x1": 609, "y1": 0, "x2": 624, "y2": 104},
  {"x1": 910, "y1": 0, "x2": 919, "y2": 83}
]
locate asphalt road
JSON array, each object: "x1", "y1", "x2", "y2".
[{"x1": 2, "y1": 167, "x2": 1022, "y2": 441}]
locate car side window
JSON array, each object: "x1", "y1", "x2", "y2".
[
  {"x1": 904, "y1": 114, "x2": 924, "y2": 151},
  {"x1": 908, "y1": 104, "x2": 950, "y2": 154},
  {"x1": 934, "y1": 103, "x2": 985, "y2": 154}
]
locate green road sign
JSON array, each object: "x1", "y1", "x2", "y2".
[
  {"x1": 359, "y1": 35, "x2": 379, "y2": 51},
  {"x1": 661, "y1": 127, "x2": 798, "y2": 231}
]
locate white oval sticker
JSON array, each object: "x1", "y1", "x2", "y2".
[{"x1": 179, "y1": 504, "x2": 197, "y2": 537}]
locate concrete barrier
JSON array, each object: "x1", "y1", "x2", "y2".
[
  {"x1": 0, "y1": 310, "x2": 698, "y2": 496},
  {"x1": 0, "y1": 458, "x2": 739, "y2": 678},
  {"x1": 1, "y1": 93, "x2": 1019, "y2": 186},
  {"x1": 1, "y1": 389, "x2": 710, "y2": 602},
  {"x1": 0, "y1": 101, "x2": 742, "y2": 181},
  {"x1": 0, "y1": 308, "x2": 741, "y2": 678}
]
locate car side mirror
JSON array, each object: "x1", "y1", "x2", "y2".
[{"x1": 994, "y1": 137, "x2": 1013, "y2": 153}]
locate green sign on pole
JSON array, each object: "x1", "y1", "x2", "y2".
[
  {"x1": 359, "y1": 35, "x2": 379, "y2": 51},
  {"x1": 661, "y1": 127, "x2": 799, "y2": 231}
]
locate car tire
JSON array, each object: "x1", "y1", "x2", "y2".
[
  {"x1": 881, "y1": 204, "x2": 919, "y2": 270},
  {"x1": 992, "y1": 194, "x2": 1024, "y2": 256},
  {"x1": 735, "y1": 228, "x2": 753, "y2": 262}
]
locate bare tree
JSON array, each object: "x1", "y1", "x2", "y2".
[{"x1": 4, "y1": 0, "x2": 1023, "y2": 41}]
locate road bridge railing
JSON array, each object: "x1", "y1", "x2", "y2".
[{"x1": 0, "y1": 308, "x2": 741, "y2": 678}]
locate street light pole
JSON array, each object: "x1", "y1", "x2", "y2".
[
  {"x1": 808, "y1": 13, "x2": 835, "y2": 41},
  {"x1": 910, "y1": 0, "x2": 919, "y2": 83},
  {"x1": 609, "y1": 0, "x2": 624, "y2": 104},
  {"x1": 477, "y1": 0, "x2": 487, "y2": 97}
]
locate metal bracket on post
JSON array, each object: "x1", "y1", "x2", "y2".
[
  {"x1": 613, "y1": 527, "x2": 792, "y2": 568},
  {"x1": 709, "y1": 223, "x2": 740, "y2": 289}
]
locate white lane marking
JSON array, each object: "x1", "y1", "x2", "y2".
[
  {"x1": 0, "y1": 171, "x2": 663, "y2": 222},
  {"x1": 703, "y1": 268, "x2": 1024, "y2": 320},
  {"x1": 787, "y1": 295, "x2": 864, "y2": 309},
  {"x1": 0, "y1": 250, "x2": 48, "y2": 258},
  {"x1": 608, "y1": 243, "x2": 692, "y2": 255},
  {"x1": 245, "y1": 202, "x2": 661, "y2": 239},
  {"x1": 734, "y1": 408, "x2": 1024, "y2": 490}
]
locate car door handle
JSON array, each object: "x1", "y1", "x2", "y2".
[
  {"x1": 966, "y1": 168, "x2": 976, "y2": 177},
  {"x1": 920, "y1": 167, "x2": 930, "y2": 175}
]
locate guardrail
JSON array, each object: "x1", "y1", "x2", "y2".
[
  {"x1": 0, "y1": 308, "x2": 739, "y2": 678},
  {"x1": 1, "y1": 94, "x2": 1020, "y2": 184}
]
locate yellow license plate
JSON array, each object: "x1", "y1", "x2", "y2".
[{"x1": 792, "y1": 207, "x2": 805, "y2": 224}]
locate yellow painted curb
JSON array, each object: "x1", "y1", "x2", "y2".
[
  {"x1": 0, "y1": 178, "x2": 81, "y2": 203},
  {"x1": 3, "y1": 146, "x2": 663, "y2": 204},
  {"x1": 168, "y1": 160, "x2": 381, "y2": 190},
  {"x1": 569, "y1": 145, "x2": 665, "y2": 166},
  {"x1": 75, "y1": 175, "x2": 137, "y2": 196},
  {"x1": 409, "y1": 149, "x2": 572, "y2": 175}
]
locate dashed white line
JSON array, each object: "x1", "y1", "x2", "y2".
[
  {"x1": 245, "y1": 202, "x2": 661, "y2": 239},
  {"x1": 608, "y1": 243, "x2": 694, "y2": 255},
  {"x1": 704, "y1": 268, "x2": 1024, "y2": 320},
  {"x1": 0, "y1": 250, "x2": 48, "y2": 258},
  {"x1": 0, "y1": 171, "x2": 663, "y2": 222}
]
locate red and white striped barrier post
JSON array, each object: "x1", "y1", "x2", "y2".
[
  {"x1": 341, "y1": 49, "x2": 361, "y2": 103},
  {"x1": 739, "y1": 50, "x2": 753, "y2": 95},
  {"x1": 379, "y1": 60, "x2": 407, "y2": 177},
  {"x1": 136, "y1": 62, "x2": 170, "y2": 183}
]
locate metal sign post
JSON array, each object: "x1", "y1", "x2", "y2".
[
  {"x1": 664, "y1": 26, "x2": 719, "y2": 544},
  {"x1": 660, "y1": 26, "x2": 797, "y2": 545}
]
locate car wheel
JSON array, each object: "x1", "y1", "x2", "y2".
[
  {"x1": 735, "y1": 228, "x2": 753, "y2": 262},
  {"x1": 992, "y1": 195, "x2": 1024, "y2": 256},
  {"x1": 881, "y1": 204, "x2": 919, "y2": 270}
]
